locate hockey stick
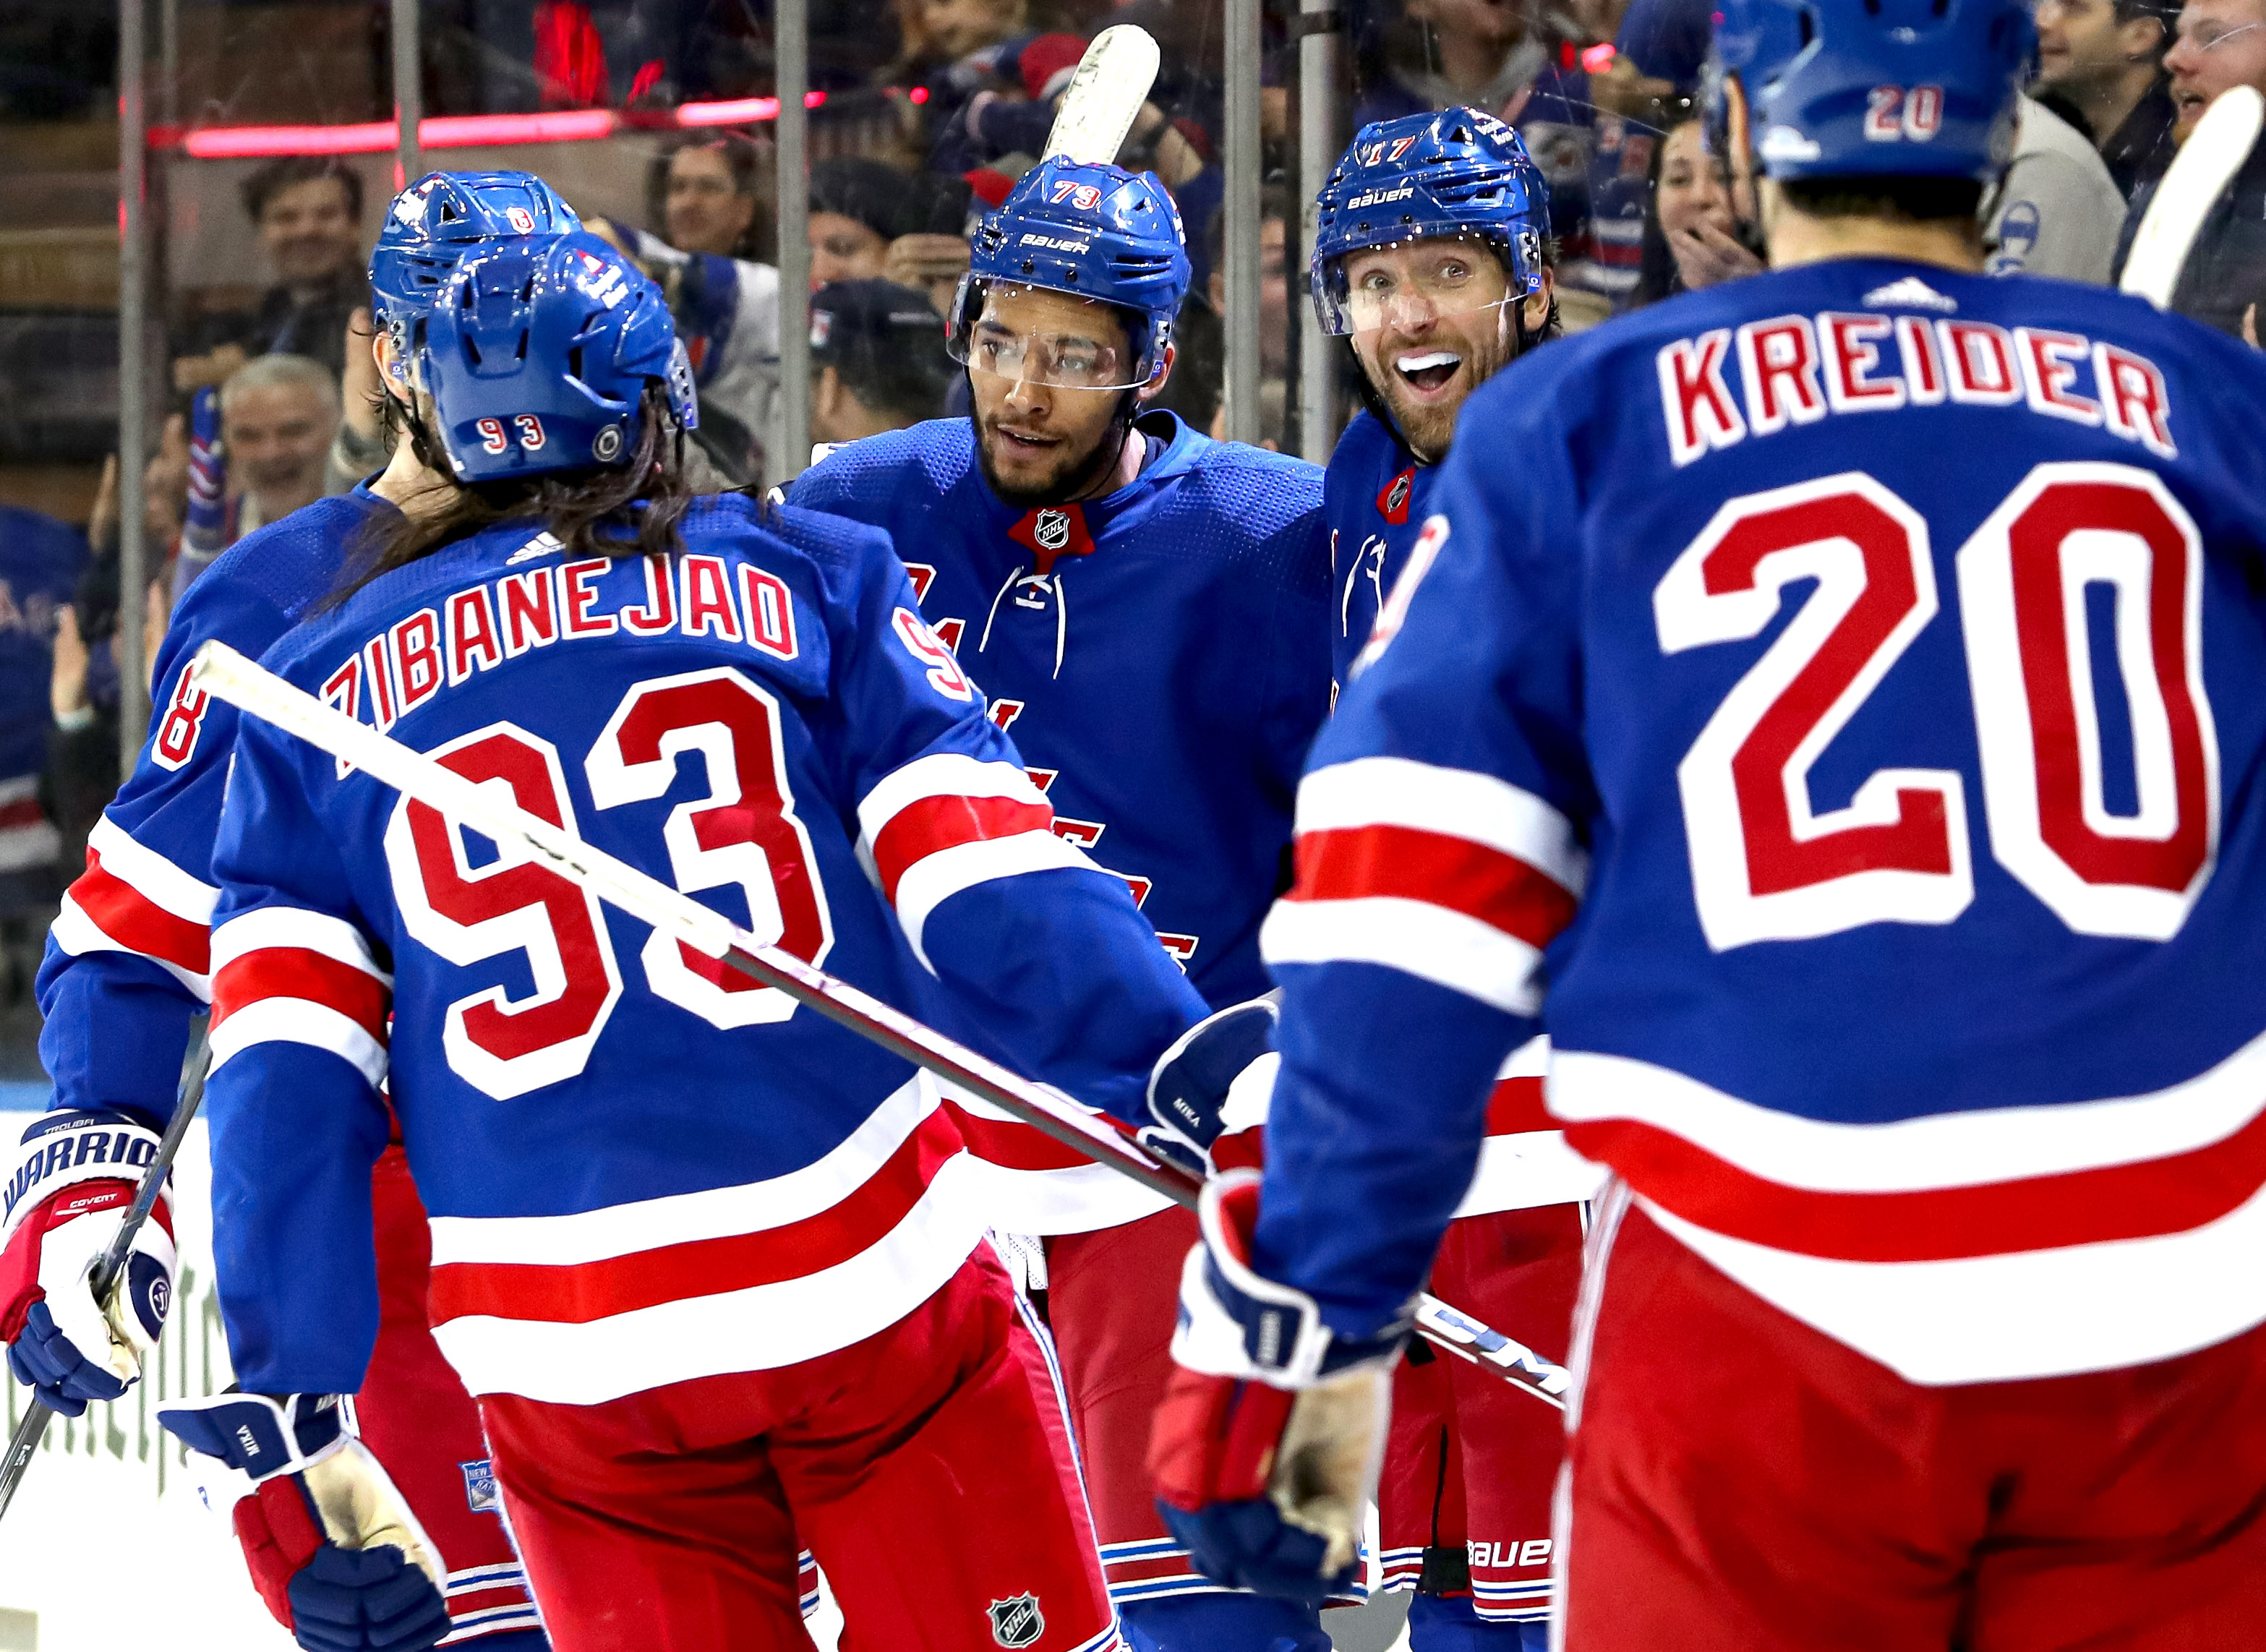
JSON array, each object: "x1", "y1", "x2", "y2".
[
  {"x1": 1042, "y1": 25, "x2": 1162, "y2": 167},
  {"x1": 187, "y1": 641, "x2": 1571, "y2": 1409},
  {"x1": 0, "y1": 1033, "x2": 213, "y2": 1524},
  {"x1": 2121, "y1": 85, "x2": 2265, "y2": 309}
]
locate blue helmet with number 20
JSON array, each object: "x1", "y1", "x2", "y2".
[
  {"x1": 369, "y1": 170, "x2": 583, "y2": 338},
  {"x1": 418, "y1": 231, "x2": 696, "y2": 484},
  {"x1": 1709, "y1": 0, "x2": 2034, "y2": 183},
  {"x1": 1311, "y1": 107, "x2": 1549, "y2": 338}
]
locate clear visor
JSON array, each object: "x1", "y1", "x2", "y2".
[
  {"x1": 947, "y1": 279, "x2": 1153, "y2": 391},
  {"x1": 1314, "y1": 231, "x2": 1529, "y2": 338}
]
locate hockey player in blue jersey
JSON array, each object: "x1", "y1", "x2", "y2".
[
  {"x1": 149, "y1": 228, "x2": 1220, "y2": 1652},
  {"x1": 1309, "y1": 110, "x2": 1589, "y2": 1652},
  {"x1": 790, "y1": 156, "x2": 1338, "y2": 1652},
  {"x1": 3, "y1": 171, "x2": 577, "y2": 1652},
  {"x1": 1317, "y1": 109, "x2": 1559, "y2": 693},
  {"x1": 1151, "y1": 0, "x2": 2266, "y2": 1644}
]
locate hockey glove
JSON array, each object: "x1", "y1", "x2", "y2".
[
  {"x1": 1142, "y1": 998, "x2": 1279, "y2": 1176},
  {"x1": 159, "y1": 1391, "x2": 451, "y2": 1652},
  {"x1": 1147, "y1": 1168, "x2": 1407, "y2": 1604},
  {"x1": 0, "y1": 1108, "x2": 175, "y2": 1414}
]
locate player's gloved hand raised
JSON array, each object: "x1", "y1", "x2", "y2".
[
  {"x1": 159, "y1": 1391, "x2": 451, "y2": 1652},
  {"x1": 1147, "y1": 1168, "x2": 1408, "y2": 1604},
  {"x1": 0, "y1": 1108, "x2": 176, "y2": 1415},
  {"x1": 1141, "y1": 998, "x2": 1278, "y2": 1176}
]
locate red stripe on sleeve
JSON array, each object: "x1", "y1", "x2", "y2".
[
  {"x1": 425, "y1": 1108, "x2": 965, "y2": 1324},
  {"x1": 869, "y1": 793, "x2": 1055, "y2": 905},
  {"x1": 1565, "y1": 1102, "x2": 2266, "y2": 1264},
  {"x1": 69, "y1": 850, "x2": 212, "y2": 976},
  {"x1": 1486, "y1": 1076, "x2": 1553, "y2": 1137},
  {"x1": 1288, "y1": 824, "x2": 1579, "y2": 949},
  {"x1": 212, "y1": 947, "x2": 391, "y2": 1042}
]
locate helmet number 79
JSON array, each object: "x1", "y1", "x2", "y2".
[{"x1": 1049, "y1": 181, "x2": 1104, "y2": 210}]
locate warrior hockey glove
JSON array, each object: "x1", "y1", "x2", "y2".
[
  {"x1": 0, "y1": 1108, "x2": 175, "y2": 1414},
  {"x1": 1142, "y1": 998, "x2": 1278, "y2": 1176},
  {"x1": 1147, "y1": 1168, "x2": 1408, "y2": 1604},
  {"x1": 158, "y1": 1391, "x2": 451, "y2": 1652}
]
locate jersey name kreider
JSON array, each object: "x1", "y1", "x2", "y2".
[{"x1": 1656, "y1": 310, "x2": 2176, "y2": 468}]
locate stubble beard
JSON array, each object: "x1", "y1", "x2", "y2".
[{"x1": 972, "y1": 406, "x2": 1124, "y2": 509}]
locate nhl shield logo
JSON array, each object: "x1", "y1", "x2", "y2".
[
  {"x1": 988, "y1": 1593, "x2": 1044, "y2": 1648},
  {"x1": 1376, "y1": 466, "x2": 1414, "y2": 525},
  {"x1": 1033, "y1": 509, "x2": 1072, "y2": 553}
]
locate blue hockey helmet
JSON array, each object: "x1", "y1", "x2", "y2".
[
  {"x1": 1311, "y1": 107, "x2": 1550, "y2": 338},
  {"x1": 948, "y1": 156, "x2": 1192, "y2": 392},
  {"x1": 370, "y1": 171, "x2": 583, "y2": 339},
  {"x1": 1709, "y1": 0, "x2": 2033, "y2": 183},
  {"x1": 418, "y1": 232, "x2": 695, "y2": 484}
]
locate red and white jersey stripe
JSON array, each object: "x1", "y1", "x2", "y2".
[
  {"x1": 1455, "y1": 1037, "x2": 1606, "y2": 1218},
  {"x1": 1260, "y1": 757, "x2": 1586, "y2": 1017},
  {"x1": 210, "y1": 906, "x2": 393, "y2": 1090},
  {"x1": 942, "y1": 1084, "x2": 1174, "y2": 1236},
  {"x1": 857, "y1": 750, "x2": 1168, "y2": 1233},
  {"x1": 49, "y1": 817, "x2": 221, "y2": 998},
  {"x1": 422, "y1": 1073, "x2": 990, "y2": 1403},
  {"x1": 857, "y1": 752, "x2": 1095, "y2": 970},
  {"x1": 1550, "y1": 1037, "x2": 2266, "y2": 1383}
]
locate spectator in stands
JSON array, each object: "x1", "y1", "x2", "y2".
[
  {"x1": 1985, "y1": 97, "x2": 2130, "y2": 281},
  {"x1": 2034, "y1": 0, "x2": 2181, "y2": 194},
  {"x1": 1354, "y1": 0, "x2": 1554, "y2": 127},
  {"x1": 2163, "y1": 0, "x2": 2266, "y2": 137},
  {"x1": 592, "y1": 152, "x2": 788, "y2": 486},
  {"x1": 662, "y1": 133, "x2": 772, "y2": 260},
  {"x1": 1190, "y1": 182, "x2": 1293, "y2": 448},
  {"x1": 47, "y1": 457, "x2": 172, "y2": 865},
  {"x1": 1631, "y1": 115, "x2": 1763, "y2": 306},
  {"x1": 2113, "y1": 0, "x2": 2266, "y2": 337},
  {"x1": 218, "y1": 355, "x2": 339, "y2": 539},
  {"x1": 173, "y1": 157, "x2": 370, "y2": 384},
  {"x1": 0, "y1": 504, "x2": 81, "y2": 894},
  {"x1": 808, "y1": 280, "x2": 957, "y2": 450},
  {"x1": 809, "y1": 158, "x2": 975, "y2": 318}
]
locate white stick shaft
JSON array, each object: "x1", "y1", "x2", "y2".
[
  {"x1": 188, "y1": 640, "x2": 1568, "y2": 1405},
  {"x1": 2121, "y1": 85, "x2": 2265, "y2": 308}
]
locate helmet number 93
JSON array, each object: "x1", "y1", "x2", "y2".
[{"x1": 476, "y1": 415, "x2": 549, "y2": 455}]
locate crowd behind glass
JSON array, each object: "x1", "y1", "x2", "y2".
[{"x1": 0, "y1": 0, "x2": 2257, "y2": 1081}]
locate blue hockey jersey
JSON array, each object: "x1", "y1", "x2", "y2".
[
  {"x1": 200, "y1": 495, "x2": 1207, "y2": 1401},
  {"x1": 38, "y1": 488, "x2": 388, "y2": 1124},
  {"x1": 1325, "y1": 411, "x2": 1437, "y2": 693},
  {"x1": 1257, "y1": 260, "x2": 2266, "y2": 1387},
  {"x1": 791, "y1": 414, "x2": 1333, "y2": 1231}
]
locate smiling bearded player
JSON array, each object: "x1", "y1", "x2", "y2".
[
  {"x1": 790, "y1": 156, "x2": 1339, "y2": 1652},
  {"x1": 1291, "y1": 109, "x2": 1596, "y2": 1652}
]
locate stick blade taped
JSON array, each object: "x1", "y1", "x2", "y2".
[{"x1": 1041, "y1": 25, "x2": 1162, "y2": 167}]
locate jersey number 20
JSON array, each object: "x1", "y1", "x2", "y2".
[
  {"x1": 382, "y1": 667, "x2": 833, "y2": 1098},
  {"x1": 1656, "y1": 463, "x2": 2215, "y2": 951}
]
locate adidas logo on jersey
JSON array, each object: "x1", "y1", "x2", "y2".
[{"x1": 1861, "y1": 275, "x2": 1959, "y2": 312}]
